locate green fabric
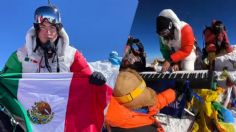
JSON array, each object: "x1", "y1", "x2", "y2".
[
  {"x1": 0, "y1": 73, "x2": 22, "y2": 97},
  {"x1": 212, "y1": 102, "x2": 224, "y2": 121},
  {"x1": 2, "y1": 51, "x2": 22, "y2": 73},
  {"x1": 159, "y1": 37, "x2": 171, "y2": 60},
  {"x1": 0, "y1": 73, "x2": 32, "y2": 132},
  {"x1": 212, "y1": 102, "x2": 223, "y2": 111}
]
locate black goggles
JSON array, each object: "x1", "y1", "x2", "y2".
[
  {"x1": 214, "y1": 24, "x2": 224, "y2": 30},
  {"x1": 159, "y1": 29, "x2": 171, "y2": 37}
]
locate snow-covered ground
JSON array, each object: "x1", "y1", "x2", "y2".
[
  {"x1": 156, "y1": 114, "x2": 195, "y2": 132},
  {"x1": 88, "y1": 48, "x2": 236, "y2": 131},
  {"x1": 215, "y1": 46, "x2": 236, "y2": 71}
]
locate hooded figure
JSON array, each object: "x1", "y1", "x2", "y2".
[
  {"x1": 2, "y1": 5, "x2": 91, "y2": 74},
  {"x1": 204, "y1": 20, "x2": 233, "y2": 56},
  {"x1": 156, "y1": 9, "x2": 197, "y2": 72},
  {"x1": 105, "y1": 68, "x2": 176, "y2": 132},
  {"x1": 0, "y1": 5, "x2": 107, "y2": 132}
]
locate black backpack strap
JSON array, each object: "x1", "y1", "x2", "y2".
[{"x1": 202, "y1": 26, "x2": 212, "y2": 59}]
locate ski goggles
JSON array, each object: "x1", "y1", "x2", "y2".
[
  {"x1": 215, "y1": 25, "x2": 224, "y2": 29},
  {"x1": 34, "y1": 6, "x2": 61, "y2": 24},
  {"x1": 159, "y1": 29, "x2": 171, "y2": 37},
  {"x1": 214, "y1": 24, "x2": 224, "y2": 31}
]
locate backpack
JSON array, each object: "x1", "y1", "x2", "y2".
[{"x1": 120, "y1": 38, "x2": 146, "y2": 72}]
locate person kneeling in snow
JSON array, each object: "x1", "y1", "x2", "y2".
[
  {"x1": 105, "y1": 68, "x2": 176, "y2": 132},
  {"x1": 156, "y1": 9, "x2": 197, "y2": 72}
]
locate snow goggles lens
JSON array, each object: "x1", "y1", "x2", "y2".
[
  {"x1": 34, "y1": 6, "x2": 61, "y2": 24},
  {"x1": 159, "y1": 29, "x2": 171, "y2": 37}
]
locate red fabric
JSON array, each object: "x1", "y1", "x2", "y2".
[
  {"x1": 226, "y1": 77, "x2": 234, "y2": 87},
  {"x1": 204, "y1": 30, "x2": 228, "y2": 45},
  {"x1": 70, "y1": 51, "x2": 92, "y2": 75},
  {"x1": 64, "y1": 73, "x2": 112, "y2": 132},
  {"x1": 170, "y1": 24, "x2": 195, "y2": 62},
  {"x1": 204, "y1": 29, "x2": 232, "y2": 53},
  {"x1": 226, "y1": 46, "x2": 233, "y2": 53},
  {"x1": 206, "y1": 43, "x2": 217, "y2": 52}
]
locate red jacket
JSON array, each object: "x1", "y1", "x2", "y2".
[
  {"x1": 70, "y1": 50, "x2": 91, "y2": 74},
  {"x1": 204, "y1": 28, "x2": 232, "y2": 53},
  {"x1": 171, "y1": 24, "x2": 195, "y2": 62}
]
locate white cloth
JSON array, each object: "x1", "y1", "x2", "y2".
[
  {"x1": 17, "y1": 27, "x2": 76, "y2": 73},
  {"x1": 180, "y1": 49, "x2": 196, "y2": 71}
]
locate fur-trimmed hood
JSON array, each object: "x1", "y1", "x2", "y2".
[
  {"x1": 25, "y1": 26, "x2": 70, "y2": 57},
  {"x1": 159, "y1": 9, "x2": 187, "y2": 43}
]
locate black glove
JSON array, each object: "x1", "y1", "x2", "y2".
[{"x1": 89, "y1": 71, "x2": 106, "y2": 86}]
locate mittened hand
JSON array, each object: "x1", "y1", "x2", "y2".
[
  {"x1": 172, "y1": 64, "x2": 179, "y2": 71},
  {"x1": 89, "y1": 71, "x2": 107, "y2": 86},
  {"x1": 206, "y1": 44, "x2": 216, "y2": 53},
  {"x1": 226, "y1": 46, "x2": 233, "y2": 53}
]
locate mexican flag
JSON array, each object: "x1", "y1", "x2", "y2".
[{"x1": 0, "y1": 73, "x2": 112, "y2": 132}]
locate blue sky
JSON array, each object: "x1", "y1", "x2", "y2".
[
  {"x1": 1, "y1": 0, "x2": 236, "y2": 68},
  {"x1": 0, "y1": 0, "x2": 138, "y2": 68},
  {"x1": 130, "y1": 0, "x2": 236, "y2": 62}
]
